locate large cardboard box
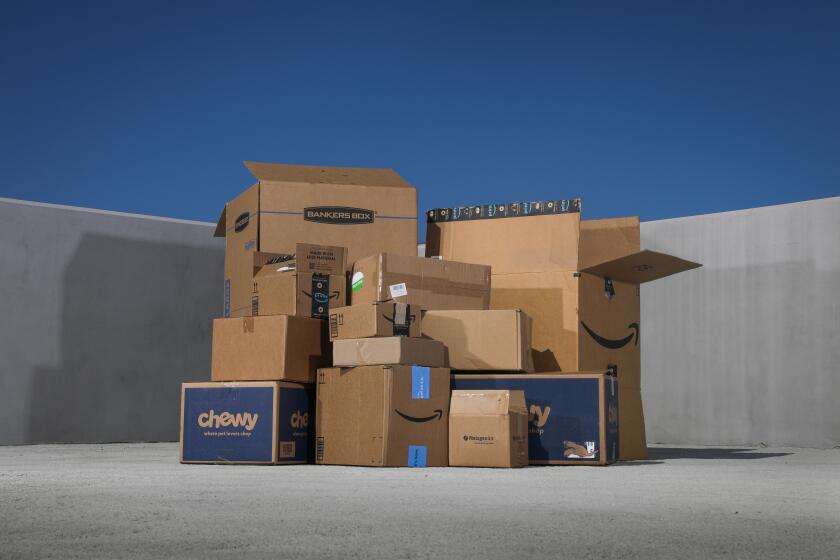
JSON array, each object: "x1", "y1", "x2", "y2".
[
  {"x1": 180, "y1": 381, "x2": 310, "y2": 464},
  {"x1": 448, "y1": 390, "x2": 529, "y2": 468},
  {"x1": 422, "y1": 309, "x2": 533, "y2": 371},
  {"x1": 426, "y1": 200, "x2": 700, "y2": 460},
  {"x1": 316, "y1": 366, "x2": 450, "y2": 467},
  {"x1": 215, "y1": 162, "x2": 417, "y2": 318},
  {"x1": 451, "y1": 372, "x2": 618, "y2": 465},
  {"x1": 332, "y1": 336, "x2": 445, "y2": 368},
  {"x1": 351, "y1": 253, "x2": 491, "y2": 310},
  {"x1": 328, "y1": 302, "x2": 421, "y2": 341},
  {"x1": 211, "y1": 315, "x2": 327, "y2": 383}
]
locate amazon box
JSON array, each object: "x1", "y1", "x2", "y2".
[
  {"x1": 216, "y1": 162, "x2": 417, "y2": 318},
  {"x1": 350, "y1": 253, "x2": 491, "y2": 310},
  {"x1": 449, "y1": 390, "x2": 529, "y2": 468},
  {"x1": 422, "y1": 309, "x2": 533, "y2": 371},
  {"x1": 329, "y1": 302, "x2": 421, "y2": 341},
  {"x1": 316, "y1": 365, "x2": 449, "y2": 467},
  {"x1": 211, "y1": 315, "x2": 327, "y2": 383},
  {"x1": 332, "y1": 336, "x2": 445, "y2": 368},
  {"x1": 451, "y1": 372, "x2": 618, "y2": 465},
  {"x1": 180, "y1": 381, "x2": 310, "y2": 464}
]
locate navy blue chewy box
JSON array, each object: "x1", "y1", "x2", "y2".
[
  {"x1": 180, "y1": 381, "x2": 310, "y2": 464},
  {"x1": 451, "y1": 373, "x2": 618, "y2": 465}
]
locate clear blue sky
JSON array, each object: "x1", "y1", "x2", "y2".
[{"x1": 2, "y1": 1, "x2": 838, "y2": 239}]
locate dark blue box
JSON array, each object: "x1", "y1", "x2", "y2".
[
  {"x1": 451, "y1": 373, "x2": 618, "y2": 465},
  {"x1": 180, "y1": 381, "x2": 310, "y2": 464}
]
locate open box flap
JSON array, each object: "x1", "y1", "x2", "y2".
[
  {"x1": 580, "y1": 249, "x2": 701, "y2": 284},
  {"x1": 244, "y1": 161, "x2": 412, "y2": 188}
]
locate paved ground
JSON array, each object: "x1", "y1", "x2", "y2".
[{"x1": 1, "y1": 443, "x2": 838, "y2": 559}]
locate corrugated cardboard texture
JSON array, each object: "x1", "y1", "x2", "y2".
[
  {"x1": 332, "y1": 337, "x2": 446, "y2": 368},
  {"x1": 448, "y1": 390, "x2": 528, "y2": 468},
  {"x1": 252, "y1": 271, "x2": 345, "y2": 318},
  {"x1": 316, "y1": 366, "x2": 450, "y2": 467},
  {"x1": 328, "y1": 302, "x2": 421, "y2": 341},
  {"x1": 421, "y1": 310, "x2": 534, "y2": 371}
]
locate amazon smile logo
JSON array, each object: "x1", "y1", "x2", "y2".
[
  {"x1": 394, "y1": 409, "x2": 443, "y2": 423},
  {"x1": 581, "y1": 322, "x2": 639, "y2": 349}
]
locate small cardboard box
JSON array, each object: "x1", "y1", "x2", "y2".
[
  {"x1": 422, "y1": 309, "x2": 534, "y2": 371},
  {"x1": 332, "y1": 336, "x2": 445, "y2": 368},
  {"x1": 328, "y1": 302, "x2": 421, "y2": 341},
  {"x1": 350, "y1": 253, "x2": 491, "y2": 310},
  {"x1": 316, "y1": 365, "x2": 450, "y2": 467},
  {"x1": 448, "y1": 390, "x2": 529, "y2": 468},
  {"x1": 180, "y1": 381, "x2": 310, "y2": 464},
  {"x1": 451, "y1": 372, "x2": 619, "y2": 465},
  {"x1": 211, "y1": 315, "x2": 327, "y2": 383}
]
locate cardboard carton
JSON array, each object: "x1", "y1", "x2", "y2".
[
  {"x1": 328, "y1": 302, "x2": 421, "y2": 341},
  {"x1": 448, "y1": 390, "x2": 529, "y2": 468},
  {"x1": 332, "y1": 336, "x2": 445, "y2": 368},
  {"x1": 316, "y1": 365, "x2": 450, "y2": 467},
  {"x1": 215, "y1": 162, "x2": 417, "y2": 318},
  {"x1": 451, "y1": 372, "x2": 619, "y2": 465},
  {"x1": 426, "y1": 200, "x2": 700, "y2": 460},
  {"x1": 180, "y1": 381, "x2": 310, "y2": 464},
  {"x1": 421, "y1": 309, "x2": 533, "y2": 371},
  {"x1": 351, "y1": 253, "x2": 491, "y2": 310},
  {"x1": 211, "y1": 315, "x2": 327, "y2": 383}
]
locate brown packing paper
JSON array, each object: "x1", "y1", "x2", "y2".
[
  {"x1": 448, "y1": 390, "x2": 529, "y2": 468},
  {"x1": 332, "y1": 337, "x2": 446, "y2": 368}
]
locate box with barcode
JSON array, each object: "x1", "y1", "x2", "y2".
[
  {"x1": 328, "y1": 302, "x2": 421, "y2": 340},
  {"x1": 180, "y1": 381, "x2": 312, "y2": 464}
]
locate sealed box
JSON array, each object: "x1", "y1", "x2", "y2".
[
  {"x1": 180, "y1": 381, "x2": 310, "y2": 464},
  {"x1": 422, "y1": 309, "x2": 533, "y2": 371},
  {"x1": 332, "y1": 336, "x2": 445, "y2": 367},
  {"x1": 316, "y1": 366, "x2": 450, "y2": 467},
  {"x1": 351, "y1": 253, "x2": 491, "y2": 310},
  {"x1": 451, "y1": 372, "x2": 619, "y2": 465},
  {"x1": 448, "y1": 390, "x2": 529, "y2": 468},
  {"x1": 211, "y1": 315, "x2": 327, "y2": 383},
  {"x1": 328, "y1": 302, "x2": 420, "y2": 341},
  {"x1": 216, "y1": 162, "x2": 417, "y2": 318}
]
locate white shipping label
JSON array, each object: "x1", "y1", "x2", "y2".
[{"x1": 389, "y1": 283, "x2": 408, "y2": 299}]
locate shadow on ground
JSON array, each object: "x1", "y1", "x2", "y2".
[{"x1": 648, "y1": 447, "x2": 794, "y2": 460}]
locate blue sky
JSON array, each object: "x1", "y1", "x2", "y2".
[{"x1": 1, "y1": 1, "x2": 838, "y2": 239}]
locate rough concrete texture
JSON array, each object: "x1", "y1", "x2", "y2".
[{"x1": 2, "y1": 443, "x2": 838, "y2": 559}]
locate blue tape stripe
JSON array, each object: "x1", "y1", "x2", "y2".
[
  {"x1": 411, "y1": 366, "x2": 430, "y2": 400},
  {"x1": 407, "y1": 445, "x2": 427, "y2": 467}
]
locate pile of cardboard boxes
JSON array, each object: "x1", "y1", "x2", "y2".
[{"x1": 180, "y1": 162, "x2": 700, "y2": 467}]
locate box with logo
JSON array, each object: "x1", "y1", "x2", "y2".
[
  {"x1": 316, "y1": 365, "x2": 450, "y2": 467},
  {"x1": 180, "y1": 381, "x2": 311, "y2": 464},
  {"x1": 328, "y1": 302, "x2": 420, "y2": 341},
  {"x1": 448, "y1": 390, "x2": 529, "y2": 468},
  {"x1": 451, "y1": 372, "x2": 619, "y2": 465},
  {"x1": 215, "y1": 161, "x2": 417, "y2": 318},
  {"x1": 211, "y1": 315, "x2": 327, "y2": 383},
  {"x1": 426, "y1": 201, "x2": 700, "y2": 459},
  {"x1": 422, "y1": 309, "x2": 534, "y2": 371},
  {"x1": 332, "y1": 336, "x2": 446, "y2": 368},
  {"x1": 350, "y1": 253, "x2": 491, "y2": 310}
]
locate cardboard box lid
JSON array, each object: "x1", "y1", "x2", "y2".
[
  {"x1": 450, "y1": 390, "x2": 527, "y2": 415},
  {"x1": 579, "y1": 249, "x2": 702, "y2": 284}
]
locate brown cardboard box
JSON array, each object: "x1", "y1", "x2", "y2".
[
  {"x1": 425, "y1": 200, "x2": 701, "y2": 460},
  {"x1": 448, "y1": 390, "x2": 529, "y2": 468},
  {"x1": 215, "y1": 162, "x2": 417, "y2": 318},
  {"x1": 332, "y1": 336, "x2": 445, "y2": 367},
  {"x1": 350, "y1": 253, "x2": 491, "y2": 310},
  {"x1": 316, "y1": 365, "x2": 450, "y2": 467},
  {"x1": 328, "y1": 302, "x2": 421, "y2": 341},
  {"x1": 421, "y1": 309, "x2": 533, "y2": 371},
  {"x1": 211, "y1": 315, "x2": 327, "y2": 383}
]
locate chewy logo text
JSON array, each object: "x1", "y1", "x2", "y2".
[
  {"x1": 529, "y1": 405, "x2": 551, "y2": 428},
  {"x1": 291, "y1": 410, "x2": 308, "y2": 429},
  {"x1": 197, "y1": 410, "x2": 259, "y2": 431}
]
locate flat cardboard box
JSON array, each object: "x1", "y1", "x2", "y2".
[
  {"x1": 332, "y1": 336, "x2": 445, "y2": 368},
  {"x1": 421, "y1": 309, "x2": 534, "y2": 371},
  {"x1": 449, "y1": 390, "x2": 529, "y2": 468},
  {"x1": 316, "y1": 366, "x2": 450, "y2": 467},
  {"x1": 180, "y1": 381, "x2": 310, "y2": 464},
  {"x1": 351, "y1": 253, "x2": 491, "y2": 310},
  {"x1": 211, "y1": 315, "x2": 327, "y2": 383},
  {"x1": 451, "y1": 372, "x2": 619, "y2": 465},
  {"x1": 216, "y1": 162, "x2": 417, "y2": 318},
  {"x1": 329, "y1": 302, "x2": 421, "y2": 341}
]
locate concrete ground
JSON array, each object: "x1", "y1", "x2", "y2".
[{"x1": 1, "y1": 444, "x2": 838, "y2": 559}]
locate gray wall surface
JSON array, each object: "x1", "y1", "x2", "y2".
[
  {"x1": 0, "y1": 198, "x2": 223, "y2": 445},
  {"x1": 640, "y1": 197, "x2": 840, "y2": 448}
]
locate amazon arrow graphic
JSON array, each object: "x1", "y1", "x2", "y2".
[
  {"x1": 394, "y1": 409, "x2": 443, "y2": 423},
  {"x1": 581, "y1": 321, "x2": 639, "y2": 349}
]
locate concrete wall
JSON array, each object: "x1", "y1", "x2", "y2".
[
  {"x1": 640, "y1": 197, "x2": 840, "y2": 448},
  {"x1": 0, "y1": 198, "x2": 223, "y2": 445}
]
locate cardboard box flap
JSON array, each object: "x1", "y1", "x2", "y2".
[
  {"x1": 580, "y1": 249, "x2": 701, "y2": 284},
  {"x1": 214, "y1": 206, "x2": 227, "y2": 237},
  {"x1": 579, "y1": 217, "x2": 641, "y2": 270},
  {"x1": 450, "y1": 390, "x2": 525, "y2": 415},
  {"x1": 244, "y1": 161, "x2": 412, "y2": 188}
]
